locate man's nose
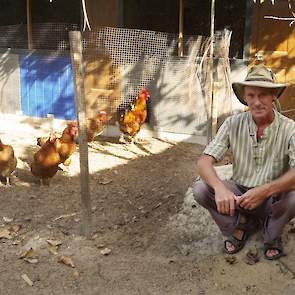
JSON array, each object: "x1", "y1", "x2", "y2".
[{"x1": 252, "y1": 97, "x2": 261, "y2": 105}]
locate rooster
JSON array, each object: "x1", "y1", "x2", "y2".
[
  {"x1": 0, "y1": 139, "x2": 17, "y2": 186},
  {"x1": 31, "y1": 133, "x2": 61, "y2": 185},
  {"x1": 37, "y1": 121, "x2": 78, "y2": 169},
  {"x1": 117, "y1": 89, "x2": 150, "y2": 144},
  {"x1": 86, "y1": 111, "x2": 112, "y2": 142}
]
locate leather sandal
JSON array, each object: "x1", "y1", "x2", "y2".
[
  {"x1": 224, "y1": 214, "x2": 250, "y2": 254},
  {"x1": 224, "y1": 230, "x2": 248, "y2": 254},
  {"x1": 264, "y1": 237, "x2": 285, "y2": 260}
]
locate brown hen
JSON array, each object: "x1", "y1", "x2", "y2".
[
  {"x1": 37, "y1": 121, "x2": 78, "y2": 168},
  {"x1": 31, "y1": 133, "x2": 60, "y2": 185},
  {"x1": 86, "y1": 111, "x2": 112, "y2": 142},
  {"x1": 0, "y1": 139, "x2": 17, "y2": 185}
]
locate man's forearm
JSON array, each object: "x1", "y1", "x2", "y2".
[
  {"x1": 264, "y1": 168, "x2": 295, "y2": 197},
  {"x1": 197, "y1": 155, "x2": 225, "y2": 190}
]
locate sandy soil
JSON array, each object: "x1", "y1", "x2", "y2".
[{"x1": 0, "y1": 115, "x2": 295, "y2": 295}]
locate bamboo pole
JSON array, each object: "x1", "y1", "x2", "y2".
[
  {"x1": 26, "y1": 0, "x2": 33, "y2": 49},
  {"x1": 208, "y1": 0, "x2": 216, "y2": 142},
  {"x1": 178, "y1": 0, "x2": 184, "y2": 57},
  {"x1": 69, "y1": 31, "x2": 92, "y2": 237}
]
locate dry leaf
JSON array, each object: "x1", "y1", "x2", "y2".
[
  {"x1": 9, "y1": 224, "x2": 22, "y2": 233},
  {"x1": 100, "y1": 247, "x2": 111, "y2": 255},
  {"x1": 21, "y1": 274, "x2": 33, "y2": 286},
  {"x1": 46, "y1": 239, "x2": 62, "y2": 247},
  {"x1": 20, "y1": 247, "x2": 38, "y2": 259},
  {"x1": 3, "y1": 217, "x2": 13, "y2": 223},
  {"x1": 95, "y1": 243, "x2": 106, "y2": 249},
  {"x1": 0, "y1": 228, "x2": 11, "y2": 239},
  {"x1": 53, "y1": 213, "x2": 77, "y2": 221},
  {"x1": 73, "y1": 270, "x2": 80, "y2": 279},
  {"x1": 48, "y1": 245, "x2": 59, "y2": 255},
  {"x1": 58, "y1": 255, "x2": 75, "y2": 268},
  {"x1": 23, "y1": 258, "x2": 39, "y2": 264},
  {"x1": 99, "y1": 179, "x2": 112, "y2": 185}
]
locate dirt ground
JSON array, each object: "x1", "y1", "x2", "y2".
[{"x1": 0, "y1": 115, "x2": 295, "y2": 295}]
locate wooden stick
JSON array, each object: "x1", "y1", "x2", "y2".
[
  {"x1": 26, "y1": 0, "x2": 33, "y2": 49},
  {"x1": 69, "y1": 31, "x2": 92, "y2": 237},
  {"x1": 178, "y1": 0, "x2": 184, "y2": 57},
  {"x1": 208, "y1": 0, "x2": 216, "y2": 142}
]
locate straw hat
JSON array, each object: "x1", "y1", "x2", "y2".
[{"x1": 232, "y1": 64, "x2": 288, "y2": 105}]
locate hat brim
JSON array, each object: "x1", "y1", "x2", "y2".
[{"x1": 232, "y1": 81, "x2": 288, "y2": 105}]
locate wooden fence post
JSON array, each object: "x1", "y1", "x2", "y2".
[
  {"x1": 207, "y1": 0, "x2": 216, "y2": 143},
  {"x1": 178, "y1": 0, "x2": 184, "y2": 57},
  {"x1": 69, "y1": 31, "x2": 92, "y2": 237},
  {"x1": 26, "y1": 0, "x2": 33, "y2": 50}
]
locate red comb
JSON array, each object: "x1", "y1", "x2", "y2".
[{"x1": 70, "y1": 121, "x2": 78, "y2": 127}]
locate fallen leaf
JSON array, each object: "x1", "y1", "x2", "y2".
[
  {"x1": 98, "y1": 179, "x2": 112, "y2": 185},
  {"x1": 46, "y1": 239, "x2": 62, "y2": 247},
  {"x1": 95, "y1": 243, "x2": 106, "y2": 249},
  {"x1": 163, "y1": 194, "x2": 176, "y2": 199},
  {"x1": 0, "y1": 228, "x2": 11, "y2": 239},
  {"x1": 9, "y1": 224, "x2": 22, "y2": 233},
  {"x1": 73, "y1": 270, "x2": 80, "y2": 279},
  {"x1": 153, "y1": 202, "x2": 162, "y2": 209},
  {"x1": 90, "y1": 233, "x2": 98, "y2": 240},
  {"x1": 48, "y1": 245, "x2": 59, "y2": 255},
  {"x1": 3, "y1": 217, "x2": 13, "y2": 223},
  {"x1": 20, "y1": 247, "x2": 38, "y2": 259},
  {"x1": 23, "y1": 258, "x2": 39, "y2": 264},
  {"x1": 21, "y1": 274, "x2": 33, "y2": 286},
  {"x1": 53, "y1": 213, "x2": 77, "y2": 221},
  {"x1": 58, "y1": 255, "x2": 75, "y2": 268},
  {"x1": 100, "y1": 248, "x2": 111, "y2": 256}
]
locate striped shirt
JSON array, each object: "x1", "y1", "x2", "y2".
[{"x1": 204, "y1": 110, "x2": 295, "y2": 187}]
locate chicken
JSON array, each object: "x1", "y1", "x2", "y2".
[
  {"x1": 0, "y1": 139, "x2": 17, "y2": 186},
  {"x1": 55, "y1": 121, "x2": 78, "y2": 166},
  {"x1": 37, "y1": 112, "x2": 110, "y2": 147},
  {"x1": 31, "y1": 133, "x2": 61, "y2": 185},
  {"x1": 37, "y1": 121, "x2": 78, "y2": 168},
  {"x1": 117, "y1": 89, "x2": 150, "y2": 144},
  {"x1": 86, "y1": 111, "x2": 112, "y2": 142}
]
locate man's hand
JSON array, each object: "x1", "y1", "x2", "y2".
[
  {"x1": 214, "y1": 185, "x2": 237, "y2": 216},
  {"x1": 236, "y1": 186, "x2": 269, "y2": 210}
]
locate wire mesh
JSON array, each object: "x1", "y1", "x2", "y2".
[
  {"x1": 78, "y1": 26, "x2": 226, "y2": 132},
  {"x1": 0, "y1": 23, "x2": 232, "y2": 135},
  {"x1": 0, "y1": 23, "x2": 79, "y2": 50}
]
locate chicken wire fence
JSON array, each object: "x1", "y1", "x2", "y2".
[
  {"x1": 0, "y1": 23, "x2": 79, "y2": 50},
  {"x1": 0, "y1": 23, "x2": 232, "y2": 136},
  {"x1": 74, "y1": 27, "x2": 232, "y2": 135}
]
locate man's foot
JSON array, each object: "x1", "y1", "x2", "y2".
[
  {"x1": 224, "y1": 215, "x2": 249, "y2": 254},
  {"x1": 264, "y1": 238, "x2": 285, "y2": 260}
]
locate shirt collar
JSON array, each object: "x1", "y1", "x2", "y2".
[{"x1": 248, "y1": 109, "x2": 280, "y2": 138}]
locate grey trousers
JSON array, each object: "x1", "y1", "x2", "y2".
[{"x1": 193, "y1": 179, "x2": 295, "y2": 243}]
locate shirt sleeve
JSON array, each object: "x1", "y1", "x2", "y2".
[
  {"x1": 288, "y1": 134, "x2": 295, "y2": 168},
  {"x1": 203, "y1": 117, "x2": 230, "y2": 161}
]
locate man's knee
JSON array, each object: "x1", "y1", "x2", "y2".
[
  {"x1": 285, "y1": 191, "x2": 295, "y2": 217},
  {"x1": 272, "y1": 190, "x2": 295, "y2": 219},
  {"x1": 192, "y1": 180, "x2": 212, "y2": 207}
]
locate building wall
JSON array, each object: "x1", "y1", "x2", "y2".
[{"x1": 0, "y1": 50, "x2": 21, "y2": 114}]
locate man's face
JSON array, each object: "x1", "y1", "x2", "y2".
[{"x1": 244, "y1": 86, "x2": 275, "y2": 120}]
